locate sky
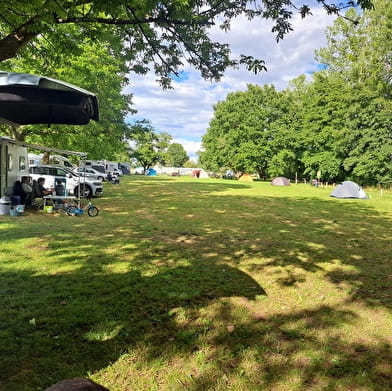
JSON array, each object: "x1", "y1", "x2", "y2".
[{"x1": 124, "y1": 6, "x2": 337, "y2": 162}]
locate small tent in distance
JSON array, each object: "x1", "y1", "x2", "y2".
[
  {"x1": 271, "y1": 176, "x2": 290, "y2": 186},
  {"x1": 146, "y1": 168, "x2": 157, "y2": 176},
  {"x1": 330, "y1": 181, "x2": 368, "y2": 199},
  {"x1": 238, "y1": 174, "x2": 253, "y2": 182}
]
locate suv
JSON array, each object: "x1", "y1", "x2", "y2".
[
  {"x1": 73, "y1": 167, "x2": 105, "y2": 181},
  {"x1": 29, "y1": 165, "x2": 103, "y2": 197}
]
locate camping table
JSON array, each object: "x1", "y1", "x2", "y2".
[{"x1": 43, "y1": 195, "x2": 77, "y2": 208}]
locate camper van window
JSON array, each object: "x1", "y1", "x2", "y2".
[
  {"x1": 51, "y1": 167, "x2": 67, "y2": 177},
  {"x1": 19, "y1": 156, "x2": 26, "y2": 171},
  {"x1": 31, "y1": 167, "x2": 50, "y2": 175},
  {"x1": 8, "y1": 153, "x2": 13, "y2": 171}
]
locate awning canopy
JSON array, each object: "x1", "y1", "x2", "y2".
[{"x1": 0, "y1": 72, "x2": 99, "y2": 126}]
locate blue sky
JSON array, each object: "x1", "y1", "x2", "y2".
[{"x1": 124, "y1": 6, "x2": 337, "y2": 161}]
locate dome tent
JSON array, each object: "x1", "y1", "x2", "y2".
[
  {"x1": 146, "y1": 168, "x2": 157, "y2": 176},
  {"x1": 238, "y1": 174, "x2": 253, "y2": 182},
  {"x1": 330, "y1": 181, "x2": 368, "y2": 199},
  {"x1": 271, "y1": 176, "x2": 290, "y2": 186}
]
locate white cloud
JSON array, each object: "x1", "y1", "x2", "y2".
[{"x1": 124, "y1": 8, "x2": 336, "y2": 161}]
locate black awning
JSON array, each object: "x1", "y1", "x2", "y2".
[{"x1": 0, "y1": 72, "x2": 99, "y2": 126}]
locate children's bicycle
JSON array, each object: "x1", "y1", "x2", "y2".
[{"x1": 67, "y1": 198, "x2": 99, "y2": 217}]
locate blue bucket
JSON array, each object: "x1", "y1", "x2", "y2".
[{"x1": 10, "y1": 208, "x2": 22, "y2": 217}]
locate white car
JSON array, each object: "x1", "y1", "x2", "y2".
[
  {"x1": 29, "y1": 165, "x2": 103, "y2": 197},
  {"x1": 73, "y1": 167, "x2": 106, "y2": 181}
]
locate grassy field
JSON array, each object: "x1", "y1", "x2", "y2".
[{"x1": 0, "y1": 175, "x2": 391, "y2": 391}]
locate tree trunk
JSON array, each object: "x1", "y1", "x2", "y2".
[{"x1": 0, "y1": 23, "x2": 38, "y2": 62}]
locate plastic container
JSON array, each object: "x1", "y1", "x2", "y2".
[
  {"x1": 10, "y1": 208, "x2": 22, "y2": 217},
  {"x1": 44, "y1": 205, "x2": 54, "y2": 213},
  {"x1": 0, "y1": 196, "x2": 11, "y2": 216},
  {"x1": 16, "y1": 205, "x2": 25, "y2": 213}
]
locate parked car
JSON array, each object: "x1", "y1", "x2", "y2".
[
  {"x1": 73, "y1": 167, "x2": 106, "y2": 181},
  {"x1": 83, "y1": 162, "x2": 106, "y2": 175},
  {"x1": 29, "y1": 165, "x2": 103, "y2": 197},
  {"x1": 113, "y1": 168, "x2": 123, "y2": 176}
]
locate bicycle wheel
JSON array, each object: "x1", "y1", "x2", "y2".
[
  {"x1": 67, "y1": 206, "x2": 79, "y2": 216},
  {"x1": 87, "y1": 206, "x2": 99, "y2": 217}
]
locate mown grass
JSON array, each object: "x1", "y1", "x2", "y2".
[{"x1": 0, "y1": 176, "x2": 391, "y2": 391}]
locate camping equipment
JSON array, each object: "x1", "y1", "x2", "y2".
[
  {"x1": 271, "y1": 176, "x2": 291, "y2": 186},
  {"x1": 330, "y1": 181, "x2": 368, "y2": 199},
  {"x1": 0, "y1": 196, "x2": 11, "y2": 215}
]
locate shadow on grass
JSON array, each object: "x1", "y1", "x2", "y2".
[
  {"x1": 2, "y1": 264, "x2": 391, "y2": 390},
  {"x1": 1, "y1": 264, "x2": 264, "y2": 389},
  {"x1": 1, "y1": 177, "x2": 391, "y2": 390}
]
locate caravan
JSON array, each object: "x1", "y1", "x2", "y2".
[
  {"x1": 82, "y1": 160, "x2": 123, "y2": 176},
  {"x1": 81, "y1": 160, "x2": 106, "y2": 175},
  {"x1": 1, "y1": 137, "x2": 102, "y2": 200},
  {"x1": 0, "y1": 137, "x2": 29, "y2": 197},
  {"x1": 28, "y1": 153, "x2": 75, "y2": 169}
]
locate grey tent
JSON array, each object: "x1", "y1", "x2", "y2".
[
  {"x1": 0, "y1": 71, "x2": 98, "y2": 126},
  {"x1": 271, "y1": 176, "x2": 290, "y2": 186},
  {"x1": 330, "y1": 181, "x2": 368, "y2": 199}
]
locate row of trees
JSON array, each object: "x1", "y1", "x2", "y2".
[{"x1": 200, "y1": 0, "x2": 391, "y2": 186}]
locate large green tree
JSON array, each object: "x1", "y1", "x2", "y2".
[
  {"x1": 0, "y1": 1, "x2": 374, "y2": 86},
  {"x1": 165, "y1": 143, "x2": 189, "y2": 167},
  {"x1": 311, "y1": 0, "x2": 392, "y2": 184},
  {"x1": 297, "y1": 73, "x2": 350, "y2": 182},
  {"x1": 201, "y1": 84, "x2": 297, "y2": 179},
  {"x1": 127, "y1": 120, "x2": 172, "y2": 172},
  {"x1": 200, "y1": 0, "x2": 391, "y2": 185},
  {"x1": 316, "y1": 0, "x2": 391, "y2": 96}
]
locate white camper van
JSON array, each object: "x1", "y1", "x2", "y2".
[
  {"x1": 1, "y1": 137, "x2": 98, "y2": 199},
  {"x1": 0, "y1": 137, "x2": 29, "y2": 197},
  {"x1": 28, "y1": 153, "x2": 75, "y2": 168}
]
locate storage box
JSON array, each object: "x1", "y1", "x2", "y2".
[
  {"x1": 10, "y1": 208, "x2": 22, "y2": 216},
  {"x1": 44, "y1": 206, "x2": 54, "y2": 213}
]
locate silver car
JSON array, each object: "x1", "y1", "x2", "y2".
[{"x1": 73, "y1": 167, "x2": 106, "y2": 182}]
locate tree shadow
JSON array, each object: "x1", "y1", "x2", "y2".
[
  {"x1": 187, "y1": 304, "x2": 392, "y2": 390},
  {"x1": 1, "y1": 264, "x2": 265, "y2": 390},
  {"x1": 1, "y1": 178, "x2": 391, "y2": 390}
]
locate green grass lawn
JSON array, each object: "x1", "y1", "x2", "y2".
[{"x1": 1, "y1": 176, "x2": 391, "y2": 391}]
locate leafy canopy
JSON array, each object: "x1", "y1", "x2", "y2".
[
  {"x1": 0, "y1": 1, "x2": 374, "y2": 87},
  {"x1": 166, "y1": 143, "x2": 189, "y2": 167}
]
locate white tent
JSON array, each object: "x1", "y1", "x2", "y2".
[
  {"x1": 271, "y1": 176, "x2": 290, "y2": 186},
  {"x1": 330, "y1": 181, "x2": 368, "y2": 199}
]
